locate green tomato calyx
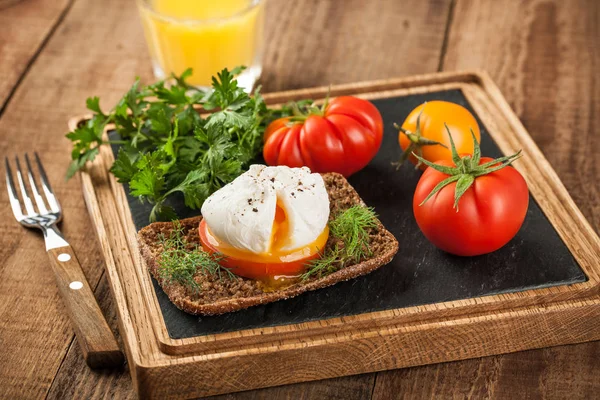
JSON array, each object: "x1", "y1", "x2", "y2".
[
  {"x1": 286, "y1": 86, "x2": 331, "y2": 124},
  {"x1": 415, "y1": 124, "x2": 522, "y2": 211},
  {"x1": 393, "y1": 103, "x2": 448, "y2": 170}
]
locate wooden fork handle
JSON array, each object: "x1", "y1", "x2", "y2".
[{"x1": 47, "y1": 245, "x2": 124, "y2": 369}]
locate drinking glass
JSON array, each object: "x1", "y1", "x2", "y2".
[{"x1": 136, "y1": 0, "x2": 264, "y2": 91}]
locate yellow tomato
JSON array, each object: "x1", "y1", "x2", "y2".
[{"x1": 398, "y1": 101, "x2": 481, "y2": 170}]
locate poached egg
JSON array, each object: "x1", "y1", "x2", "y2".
[{"x1": 201, "y1": 165, "x2": 330, "y2": 260}]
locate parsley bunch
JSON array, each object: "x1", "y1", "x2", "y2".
[{"x1": 66, "y1": 67, "x2": 273, "y2": 221}]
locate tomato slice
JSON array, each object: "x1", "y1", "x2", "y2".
[{"x1": 198, "y1": 219, "x2": 328, "y2": 280}]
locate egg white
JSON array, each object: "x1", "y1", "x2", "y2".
[{"x1": 201, "y1": 165, "x2": 330, "y2": 254}]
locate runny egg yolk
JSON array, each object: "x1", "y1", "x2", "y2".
[
  {"x1": 270, "y1": 202, "x2": 291, "y2": 250},
  {"x1": 199, "y1": 201, "x2": 329, "y2": 280}
]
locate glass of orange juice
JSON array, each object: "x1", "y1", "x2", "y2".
[{"x1": 136, "y1": 0, "x2": 264, "y2": 91}]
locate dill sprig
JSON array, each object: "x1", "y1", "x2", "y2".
[
  {"x1": 157, "y1": 222, "x2": 236, "y2": 293},
  {"x1": 301, "y1": 205, "x2": 378, "y2": 281},
  {"x1": 300, "y1": 245, "x2": 343, "y2": 281},
  {"x1": 329, "y1": 204, "x2": 378, "y2": 260}
]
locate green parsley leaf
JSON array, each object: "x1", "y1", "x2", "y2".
[
  {"x1": 150, "y1": 202, "x2": 177, "y2": 222},
  {"x1": 164, "y1": 169, "x2": 210, "y2": 209},
  {"x1": 66, "y1": 67, "x2": 279, "y2": 222},
  {"x1": 124, "y1": 79, "x2": 146, "y2": 118},
  {"x1": 65, "y1": 147, "x2": 100, "y2": 180},
  {"x1": 146, "y1": 103, "x2": 173, "y2": 135},
  {"x1": 86, "y1": 96, "x2": 105, "y2": 116},
  {"x1": 129, "y1": 151, "x2": 166, "y2": 199},
  {"x1": 110, "y1": 147, "x2": 139, "y2": 183}
]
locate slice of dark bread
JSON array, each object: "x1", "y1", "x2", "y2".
[{"x1": 138, "y1": 172, "x2": 399, "y2": 316}]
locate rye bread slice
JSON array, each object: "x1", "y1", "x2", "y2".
[{"x1": 138, "y1": 172, "x2": 399, "y2": 316}]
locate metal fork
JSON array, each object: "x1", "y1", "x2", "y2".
[{"x1": 5, "y1": 153, "x2": 123, "y2": 369}]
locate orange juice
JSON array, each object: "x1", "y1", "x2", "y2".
[{"x1": 137, "y1": 0, "x2": 264, "y2": 89}]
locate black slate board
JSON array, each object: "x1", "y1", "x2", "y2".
[{"x1": 112, "y1": 89, "x2": 587, "y2": 339}]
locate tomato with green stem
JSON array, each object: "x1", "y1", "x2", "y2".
[
  {"x1": 413, "y1": 125, "x2": 528, "y2": 256},
  {"x1": 263, "y1": 96, "x2": 383, "y2": 177},
  {"x1": 395, "y1": 101, "x2": 481, "y2": 170}
]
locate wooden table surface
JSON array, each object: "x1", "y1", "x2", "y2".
[{"x1": 1, "y1": 0, "x2": 598, "y2": 398}]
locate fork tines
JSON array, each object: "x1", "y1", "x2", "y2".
[{"x1": 5, "y1": 153, "x2": 61, "y2": 222}]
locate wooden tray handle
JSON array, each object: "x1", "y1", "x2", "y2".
[{"x1": 48, "y1": 245, "x2": 124, "y2": 369}]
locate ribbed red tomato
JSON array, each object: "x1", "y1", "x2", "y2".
[{"x1": 263, "y1": 96, "x2": 383, "y2": 177}]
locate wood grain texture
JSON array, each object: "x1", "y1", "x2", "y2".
[
  {"x1": 0, "y1": 0, "x2": 72, "y2": 110},
  {"x1": 33, "y1": 0, "x2": 452, "y2": 398},
  {"x1": 77, "y1": 74, "x2": 600, "y2": 361},
  {"x1": 209, "y1": 375, "x2": 377, "y2": 400},
  {"x1": 1, "y1": 0, "x2": 598, "y2": 398},
  {"x1": 46, "y1": 275, "x2": 134, "y2": 400},
  {"x1": 72, "y1": 72, "x2": 600, "y2": 399},
  {"x1": 47, "y1": 246, "x2": 123, "y2": 368},
  {"x1": 372, "y1": 0, "x2": 600, "y2": 398},
  {"x1": 0, "y1": 0, "x2": 151, "y2": 396},
  {"x1": 372, "y1": 342, "x2": 600, "y2": 400},
  {"x1": 259, "y1": 0, "x2": 452, "y2": 91}
]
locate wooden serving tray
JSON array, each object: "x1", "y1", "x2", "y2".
[{"x1": 72, "y1": 71, "x2": 600, "y2": 399}]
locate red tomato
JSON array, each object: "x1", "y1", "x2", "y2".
[
  {"x1": 413, "y1": 157, "x2": 529, "y2": 256},
  {"x1": 198, "y1": 219, "x2": 325, "y2": 280},
  {"x1": 263, "y1": 96, "x2": 383, "y2": 177}
]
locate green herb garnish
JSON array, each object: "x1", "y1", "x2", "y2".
[
  {"x1": 301, "y1": 205, "x2": 378, "y2": 281},
  {"x1": 66, "y1": 66, "x2": 278, "y2": 222},
  {"x1": 157, "y1": 222, "x2": 235, "y2": 293}
]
